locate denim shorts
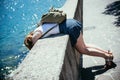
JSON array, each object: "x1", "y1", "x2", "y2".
[{"x1": 59, "y1": 19, "x2": 83, "y2": 46}]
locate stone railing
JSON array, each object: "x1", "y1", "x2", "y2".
[
  {"x1": 60, "y1": 0, "x2": 83, "y2": 22},
  {"x1": 9, "y1": 35, "x2": 81, "y2": 80},
  {"x1": 9, "y1": 0, "x2": 83, "y2": 80}
]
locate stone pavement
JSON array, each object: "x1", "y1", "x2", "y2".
[{"x1": 81, "y1": 0, "x2": 120, "y2": 80}]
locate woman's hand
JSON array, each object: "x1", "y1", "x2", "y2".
[{"x1": 27, "y1": 34, "x2": 33, "y2": 42}]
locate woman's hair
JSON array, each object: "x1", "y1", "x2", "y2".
[{"x1": 24, "y1": 31, "x2": 34, "y2": 50}]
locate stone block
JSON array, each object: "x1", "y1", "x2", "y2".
[{"x1": 9, "y1": 35, "x2": 81, "y2": 80}]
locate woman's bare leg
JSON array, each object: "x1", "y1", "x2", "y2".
[
  {"x1": 86, "y1": 44, "x2": 113, "y2": 54},
  {"x1": 75, "y1": 32, "x2": 110, "y2": 59}
]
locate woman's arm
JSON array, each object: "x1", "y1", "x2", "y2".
[{"x1": 32, "y1": 31, "x2": 42, "y2": 44}]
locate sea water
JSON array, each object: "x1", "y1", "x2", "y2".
[{"x1": 0, "y1": 0, "x2": 66, "y2": 79}]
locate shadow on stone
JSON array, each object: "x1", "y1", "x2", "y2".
[
  {"x1": 81, "y1": 65, "x2": 108, "y2": 80},
  {"x1": 103, "y1": 0, "x2": 120, "y2": 27}
]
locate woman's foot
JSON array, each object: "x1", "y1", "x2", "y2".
[{"x1": 104, "y1": 50, "x2": 116, "y2": 70}]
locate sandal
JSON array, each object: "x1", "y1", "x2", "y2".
[
  {"x1": 104, "y1": 50, "x2": 116, "y2": 70},
  {"x1": 104, "y1": 61, "x2": 116, "y2": 70}
]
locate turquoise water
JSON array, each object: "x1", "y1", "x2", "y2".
[{"x1": 0, "y1": 0, "x2": 66, "y2": 79}]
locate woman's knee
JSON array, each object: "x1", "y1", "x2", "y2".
[{"x1": 76, "y1": 45, "x2": 89, "y2": 54}]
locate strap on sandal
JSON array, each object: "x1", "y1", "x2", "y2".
[{"x1": 104, "y1": 61, "x2": 116, "y2": 70}]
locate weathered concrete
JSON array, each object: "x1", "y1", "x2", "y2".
[
  {"x1": 59, "y1": 38, "x2": 80, "y2": 80},
  {"x1": 9, "y1": 35, "x2": 80, "y2": 80},
  {"x1": 60, "y1": 0, "x2": 83, "y2": 22},
  {"x1": 60, "y1": 0, "x2": 78, "y2": 19}
]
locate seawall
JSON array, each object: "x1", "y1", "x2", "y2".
[{"x1": 9, "y1": 0, "x2": 83, "y2": 80}]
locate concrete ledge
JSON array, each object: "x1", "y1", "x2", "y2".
[
  {"x1": 60, "y1": 0, "x2": 83, "y2": 22},
  {"x1": 60, "y1": 0, "x2": 78, "y2": 19},
  {"x1": 9, "y1": 35, "x2": 80, "y2": 80}
]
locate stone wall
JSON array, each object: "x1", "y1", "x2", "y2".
[
  {"x1": 60, "y1": 0, "x2": 83, "y2": 22},
  {"x1": 74, "y1": 0, "x2": 83, "y2": 23},
  {"x1": 9, "y1": 35, "x2": 80, "y2": 80},
  {"x1": 59, "y1": 38, "x2": 80, "y2": 80}
]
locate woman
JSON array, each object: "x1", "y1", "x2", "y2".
[{"x1": 24, "y1": 19, "x2": 116, "y2": 69}]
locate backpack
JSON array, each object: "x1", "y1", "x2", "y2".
[{"x1": 39, "y1": 7, "x2": 67, "y2": 25}]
